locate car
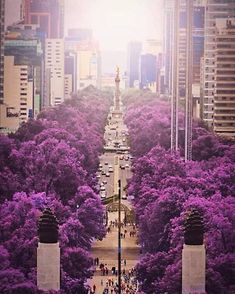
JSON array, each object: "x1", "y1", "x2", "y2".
[
  {"x1": 104, "y1": 162, "x2": 108, "y2": 165},
  {"x1": 101, "y1": 170, "x2": 106, "y2": 175},
  {"x1": 125, "y1": 164, "x2": 129, "y2": 168},
  {"x1": 120, "y1": 165, "x2": 125, "y2": 170},
  {"x1": 96, "y1": 174, "x2": 101, "y2": 178},
  {"x1": 100, "y1": 186, "x2": 105, "y2": 191},
  {"x1": 122, "y1": 138, "x2": 126, "y2": 142},
  {"x1": 125, "y1": 156, "x2": 129, "y2": 161},
  {"x1": 102, "y1": 180, "x2": 107, "y2": 185},
  {"x1": 108, "y1": 167, "x2": 113, "y2": 172},
  {"x1": 116, "y1": 150, "x2": 122, "y2": 154},
  {"x1": 120, "y1": 155, "x2": 124, "y2": 160},
  {"x1": 122, "y1": 194, "x2": 127, "y2": 200},
  {"x1": 99, "y1": 163, "x2": 103, "y2": 168},
  {"x1": 100, "y1": 190, "x2": 106, "y2": 199},
  {"x1": 124, "y1": 151, "x2": 129, "y2": 154},
  {"x1": 106, "y1": 172, "x2": 110, "y2": 177}
]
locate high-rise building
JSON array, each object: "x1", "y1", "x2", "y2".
[
  {"x1": 0, "y1": 23, "x2": 44, "y2": 134},
  {"x1": 140, "y1": 54, "x2": 157, "y2": 90},
  {"x1": 22, "y1": 0, "x2": 64, "y2": 38},
  {"x1": 163, "y1": 0, "x2": 174, "y2": 96},
  {"x1": 64, "y1": 51, "x2": 77, "y2": 99},
  {"x1": 201, "y1": 0, "x2": 235, "y2": 137},
  {"x1": 65, "y1": 30, "x2": 101, "y2": 90},
  {"x1": 164, "y1": 0, "x2": 205, "y2": 99},
  {"x1": 4, "y1": 24, "x2": 43, "y2": 116},
  {"x1": 143, "y1": 39, "x2": 162, "y2": 56},
  {"x1": 0, "y1": 56, "x2": 33, "y2": 133},
  {"x1": 127, "y1": 41, "x2": 142, "y2": 88},
  {"x1": 45, "y1": 39, "x2": 64, "y2": 106},
  {"x1": 0, "y1": 0, "x2": 5, "y2": 103}
]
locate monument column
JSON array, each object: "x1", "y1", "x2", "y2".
[
  {"x1": 37, "y1": 208, "x2": 60, "y2": 291},
  {"x1": 182, "y1": 209, "x2": 206, "y2": 294},
  {"x1": 114, "y1": 66, "x2": 121, "y2": 111}
]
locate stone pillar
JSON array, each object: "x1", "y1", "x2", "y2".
[
  {"x1": 37, "y1": 243, "x2": 60, "y2": 291},
  {"x1": 182, "y1": 244, "x2": 206, "y2": 294},
  {"x1": 182, "y1": 209, "x2": 206, "y2": 294},
  {"x1": 37, "y1": 208, "x2": 60, "y2": 291}
]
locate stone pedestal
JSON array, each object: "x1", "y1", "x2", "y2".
[
  {"x1": 37, "y1": 242, "x2": 60, "y2": 291},
  {"x1": 182, "y1": 244, "x2": 206, "y2": 294}
]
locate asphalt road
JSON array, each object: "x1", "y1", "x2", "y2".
[{"x1": 97, "y1": 116, "x2": 132, "y2": 199}]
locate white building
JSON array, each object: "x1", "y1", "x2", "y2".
[
  {"x1": 213, "y1": 18, "x2": 235, "y2": 137},
  {"x1": 0, "y1": 56, "x2": 33, "y2": 133},
  {"x1": 45, "y1": 39, "x2": 64, "y2": 106},
  {"x1": 201, "y1": 0, "x2": 235, "y2": 130}
]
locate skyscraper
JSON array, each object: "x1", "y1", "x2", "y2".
[
  {"x1": 127, "y1": 41, "x2": 142, "y2": 88},
  {"x1": 201, "y1": 0, "x2": 235, "y2": 137},
  {"x1": 140, "y1": 54, "x2": 157, "y2": 90},
  {"x1": 163, "y1": 0, "x2": 174, "y2": 96},
  {"x1": 45, "y1": 39, "x2": 64, "y2": 106},
  {"x1": 0, "y1": 0, "x2": 5, "y2": 103},
  {"x1": 164, "y1": 0, "x2": 205, "y2": 99},
  {"x1": 22, "y1": 0, "x2": 64, "y2": 38}
]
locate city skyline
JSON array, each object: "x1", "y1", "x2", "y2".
[{"x1": 5, "y1": 0, "x2": 164, "y2": 50}]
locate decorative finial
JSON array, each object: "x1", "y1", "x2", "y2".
[
  {"x1": 184, "y1": 208, "x2": 204, "y2": 245},
  {"x1": 38, "y1": 208, "x2": 59, "y2": 243}
]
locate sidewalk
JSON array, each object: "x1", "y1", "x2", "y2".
[{"x1": 88, "y1": 221, "x2": 140, "y2": 293}]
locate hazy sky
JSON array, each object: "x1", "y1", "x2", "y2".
[
  {"x1": 6, "y1": 0, "x2": 164, "y2": 50},
  {"x1": 65, "y1": 0, "x2": 164, "y2": 50}
]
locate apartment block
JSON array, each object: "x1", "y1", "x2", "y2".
[
  {"x1": 213, "y1": 18, "x2": 235, "y2": 136},
  {"x1": 0, "y1": 56, "x2": 33, "y2": 133},
  {"x1": 45, "y1": 39, "x2": 64, "y2": 106},
  {"x1": 0, "y1": 0, "x2": 5, "y2": 103},
  {"x1": 201, "y1": 0, "x2": 235, "y2": 137}
]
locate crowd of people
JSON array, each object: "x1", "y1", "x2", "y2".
[
  {"x1": 89, "y1": 268, "x2": 138, "y2": 294},
  {"x1": 88, "y1": 221, "x2": 138, "y2": 293}
]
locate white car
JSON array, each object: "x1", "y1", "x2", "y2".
[
  {"x1": 122, "y1": 194, "x2": 127, "y2": 200},
  {"x1": 108, "y1": 167, "x2": 113, "y2": 173},
  {"x1": 96, "y1": 174, "x2": 101, "y2": 179},
  {"x1": 106, "y1": 172, "x2": 110, "y2": 177},
  {"x1": 100, "y1": 186, "x2": 105, "y2": 191},
  {"x1": 100, "y1": 190, "x2": 106, "y2": 198},
  {"x1": 125, "y1": 164, "x2": 129, "y2": 168}
]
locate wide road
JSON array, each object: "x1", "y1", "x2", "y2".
[{"x1": 88, "y1": 107, "x2": 139, "y2": 293}]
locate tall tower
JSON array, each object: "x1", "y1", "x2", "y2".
[
  {"x1": 22, "y1": 0, "x2": 64, "y2": 38},
  {"x1": 127, "y1": 41, "x2": 142, "y2": 88},
  {"x1": 0, "y1": 0, "x2": 5, "y2": 103},
  {"x1": 114, "y1": 67, "x2": 120, "y2": 111},
  {"x1": 185, "y1": 0, "x2": 194, "y2": 161},
  {"x1": 171, "y1": 0, "x2": 180, "y2": 151},
  {"x1": 201, "y1": 0, "x2": 235, "y2": 137},
  {"x1": 163, "y1": 0, "x2": 175, "y2": 96}
]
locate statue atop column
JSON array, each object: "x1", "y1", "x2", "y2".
[{"x1": 114, "y1": 66, "x2": 120, "y2": 111}]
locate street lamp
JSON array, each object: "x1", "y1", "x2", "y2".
[{"x1": 118, "y1": 179, "x2": 121, "y2": 294}]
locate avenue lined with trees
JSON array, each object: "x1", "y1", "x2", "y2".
[
  {"x1": 0, "y1": 88, "x2": 234, "y2": 293},
  {"x1": 124, "y1": 91, "x2": 234, "y2": 294},
  {"x1": 0, "y1": 87, "x2": 111, "y2": 293}
]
